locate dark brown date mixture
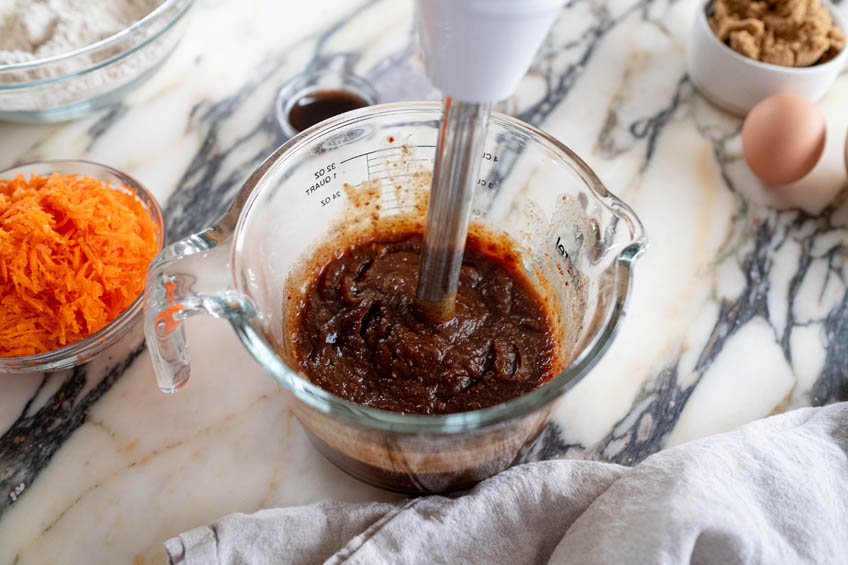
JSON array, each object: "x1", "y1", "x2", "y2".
[{"x1": 289, "y1": 232, "x2": 558, "y2": 415}]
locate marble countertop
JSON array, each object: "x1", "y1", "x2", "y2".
[{"x1": 2, "y1": 0, "x2": 847, "y2": 562}]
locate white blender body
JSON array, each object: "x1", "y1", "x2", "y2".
[{"x1": 416, "y1": 0, "x2": 563, "y2": 103}]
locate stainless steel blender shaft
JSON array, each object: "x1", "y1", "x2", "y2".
[{"x1": 415, "y1": 97, "x2": 491, "y2": 322}]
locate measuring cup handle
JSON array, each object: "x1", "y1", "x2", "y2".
[{"x1": 143, "y1": 227, "x2": 255, "y2": 393}]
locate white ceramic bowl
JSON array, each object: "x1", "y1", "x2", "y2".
[{"x1": 687, "y1": 0, "x2": 848, "y2": 116}]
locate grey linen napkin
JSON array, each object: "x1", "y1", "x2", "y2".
[{"x1": 166, "y1": 402, "x2": 848, "y2": 564}]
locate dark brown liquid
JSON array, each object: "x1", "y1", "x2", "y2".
[
  {"x1": 287, "y1": 89, "x2": 369, "y2": 132},
  {"x1": 289, "y1": 231, "x2": 558, "y2": 415}
]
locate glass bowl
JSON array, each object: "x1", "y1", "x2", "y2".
[
  {"x1": 275, "y1": 69, "x2": 380, "y2": 138},
  {"x1": 144, "y1": 102, "x2": 646, "y2": 493},
  {"x1": 0, "y1": 0, "x2": 194, "y2": 123},
  {"x1": 0, "y1": 160, "x2": 165, "y2": 373}
]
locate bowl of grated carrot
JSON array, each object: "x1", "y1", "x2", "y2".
[{"x1": 0, "y1": 160, "x2": 164, "y2": 373}]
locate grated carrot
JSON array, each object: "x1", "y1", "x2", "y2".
[{"x1": 0, "y1": 173, "x2": 160, "y2": 358}]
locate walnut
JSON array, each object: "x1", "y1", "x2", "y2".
[{"x1": 708, "y1": 0, "x2": 845, "y2": 67}]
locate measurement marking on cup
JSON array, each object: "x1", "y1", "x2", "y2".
[
  {"x1": 476, "y1": 151, "x2": 501, "y2": 190},
  {"x1": 320, "y1": 191, "x2": 342, "y2": 207},
  {"x1": 555, "y1": 236, "x2": 569, "y2": 259},
  {"x1": 314, "y1": 145, "x2": 497, "y2": 210},
  {"x1": 368, "y1": 173, "x2": 416, "y2": 183},
  {"x1": 304, "y1": 161, "x2": 338, "y2": 196},
  {"x1": 339, "y1": 145, "x2": 437, "y2": 165},
  {"x1": 367, "y1": 158, "x2": 432, "y2": 174},
  {"x1": 317, "y1": 146, "x2": 438, "y2": 210}
]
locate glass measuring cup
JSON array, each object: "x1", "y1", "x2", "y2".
[{"x1": 144, "y1": 102, "x2": 646, "y2": 493}]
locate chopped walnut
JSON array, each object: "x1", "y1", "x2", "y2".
[{"x1": 709, "y1": 0, "x2": 845, "y2": 67}]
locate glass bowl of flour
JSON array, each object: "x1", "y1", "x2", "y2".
[{"x1": 0, "y1": 0, "x2": 194, "y2": 123}]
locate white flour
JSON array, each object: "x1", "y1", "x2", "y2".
[{"x1": 0, "y1": 0, "x2": 163, "y2": 66}]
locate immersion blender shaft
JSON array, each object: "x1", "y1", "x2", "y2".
[{"x1": 415, "y1": 97, "x2": 491, "y2": 322}]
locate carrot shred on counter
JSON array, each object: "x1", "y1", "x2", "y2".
[{"x1": 0, "y1": 173, "x2": 159, "y2": 358}]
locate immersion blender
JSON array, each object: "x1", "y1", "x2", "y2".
[{"x1": 414, "y1": 0, "x2": 564, "y2": 321}]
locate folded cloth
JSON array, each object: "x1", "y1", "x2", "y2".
[{"x1": 166, "y1": 402, "x2": 848, "y2": 564}]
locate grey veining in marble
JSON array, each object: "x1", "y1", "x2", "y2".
[{"x1": 0, "y1": 0, "x2": 847, "y2": 561}]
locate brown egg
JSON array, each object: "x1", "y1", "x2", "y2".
[{"x1": 742, "y1": 94, "x2": 826, "y2": 186}]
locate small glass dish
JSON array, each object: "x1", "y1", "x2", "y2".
[
  {"x1": 275, "y1": 69, "x2": 379, "y2": 138},
  {"x1": 0, "y1": 160, "x2": 165, "y2": 373},
  {"x1": 0, "y1": 0, "x2": 194, "y2": 123}
]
